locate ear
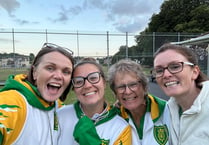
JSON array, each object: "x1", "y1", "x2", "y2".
[
  {"x1": 192, "y1": 65, "x2": 200, "y2": 80},
  {"x1": 32, "y1": 66, "x2": 37, "y2": 80}
]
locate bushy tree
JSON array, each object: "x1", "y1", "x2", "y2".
[
  {"x1": 146, "y1": 0, "x2": 209, "y2": 33},
  {"x1": 112, "y1": 0, "x2": 209, "y2": 66}
]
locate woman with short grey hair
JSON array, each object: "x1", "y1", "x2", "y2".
[{"x1": 108, "y1": 59, "x2": 170, "y2": 145}]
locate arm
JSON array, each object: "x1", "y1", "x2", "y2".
[{"x1": 0, "y1": 90, "x2": 26, "y2": 145}]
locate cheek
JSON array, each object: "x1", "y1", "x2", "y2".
[
  {"x1": 73, "y1": 88, "x2": 81, "y2": 95},
  {"x1": 64, "y1": 76, "x2": 72, "y2": 85},
  {"x1": 98, "y1": 80, "x2": 106, "y2": 91},
  {"x1": 156, "y1": 77, "x2": 162, "y2": 84},
  {"x1": 115, "y1": 92, "x2": 122, "y2": 100}
]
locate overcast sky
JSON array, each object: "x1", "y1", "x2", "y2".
[{"x1": 0, "y1": 0, "x2": 164, "y2": 33}]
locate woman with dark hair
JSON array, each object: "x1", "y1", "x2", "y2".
[
  {"x1": 58, "y1": 59, "x2": 132, "y2": 145},
  {"x1": 153, "y1": 43, "x2": 209, "y2": 145},
  {"x1": 0, "y1": 43, "x2": 74, "y2": 145}
]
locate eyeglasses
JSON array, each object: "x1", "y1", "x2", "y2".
[
  {"x1": 72, "y1": 72, "x2": 102, "y2": 88},
  {"x1": 153, "y1": 62, "x2": 194, "y2": 78},
  {"x1": 42, "y1": 43, "x2": 74, "y2": 55},
  {"x1": 115, "y1": 81, "x2": 141, "y2": 94}
]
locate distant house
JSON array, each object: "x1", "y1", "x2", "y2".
[
  {"x1": 16, "y1": 56, "x2": 30, "y2": 67},
  {"x1": 0, "y1": 58, "x2": 8, "y2": 67},
  {"x1": 0, "y1": 55, "x2": 30, "y2": 68}
]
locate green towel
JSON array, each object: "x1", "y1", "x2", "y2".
[{"x1": 73, "y1": 116, "x2": 104, "y2": 145}]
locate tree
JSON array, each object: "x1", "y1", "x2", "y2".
[
  {"x1": 146, "y1": 0, "x2": 209, "y2": 33},
  {"x1": 29, "y1": 53, "x2": 35, "y2": 64},
  {"x1": 112, "y1": 0, "x2": 209, "y2": 66}
]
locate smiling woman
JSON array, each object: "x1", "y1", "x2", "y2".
[
  {"x1": 153, "y1": 43, "x2": 209, "y2": 145},
  {"x1": 108, "y1": 59, "x2": 170, "y2": 145},
  {"x1": 0, "y1": 42, "x2": 74, "y2": 145},
  {"x1": 58, "y1": 59, "x2": 132, "y2": 145}
]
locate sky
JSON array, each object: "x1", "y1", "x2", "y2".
[{"x1": 0, "y1": 0, "x2": 165, "y2": 56}]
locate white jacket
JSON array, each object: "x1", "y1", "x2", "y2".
[{"x1": 168, "y1": 81, "x2": 209, "y2": 145}]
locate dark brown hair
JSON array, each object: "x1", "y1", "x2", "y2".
[
  {"x1": 27, "y1": 43, "x2": 74, "y2": 101},
  {"x1": 154, "y1": 43, "x2": 208, "y2": 88}
]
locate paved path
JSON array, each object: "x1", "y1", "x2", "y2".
[
  {"x1": 0, "y1": 81, "x2": 5, "y2": 86},
  {"x1": 148, "y1": 81, "x2": 169, "y2": 101}
]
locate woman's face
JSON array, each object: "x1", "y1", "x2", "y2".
[
  {"x1": 154, "y1": 49, "x2": 199, "y2": 98},
  {"x1": 72, "y1": 64, "x2": 105, "y2": 107},
  {"x1": 114, "y1": 72, "x2": 146, "y2": 112},
  {"x1": 33, "y1": 51, "x2": 73, "y2": 102}
]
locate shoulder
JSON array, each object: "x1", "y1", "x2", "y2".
[
  {"x1": 104, "y1": 114, "x2": 129, "y2": 128},
  {"x1": 57, "y1": 104, "x2": 76, "y2": 119},
  {"x1": 0, "y1": 90, "x2": 27, "y2": 108},
  {"x1": 57, "y1": 104, "x2": 74, "y2": 113}
]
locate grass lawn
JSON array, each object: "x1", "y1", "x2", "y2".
[
  {"x1": 64, "y1": 84, "x2": 116, "y2": 105},
  {"x1": 0, "y1": 65, "x2": 152, "y2": 105},
  {"x1": 0, "y1": 68, "x2": 28, "y2": 81},
  {"x1": 0, "y1": 67, "x2": 117, "y2": 105}
]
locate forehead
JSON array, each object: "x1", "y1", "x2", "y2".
[
  {"x1": 115, "y1": 71, "x2": 138, "y2": 84},
  {"x1": 74, "y1": 63, "x2": 99, "y2": 76},
  {"x1": 154, "y1": 49, "x2": 187, "y2": 67},
  {"x1": 41, "y1": 51, "x2": 72, "y2": 65}
]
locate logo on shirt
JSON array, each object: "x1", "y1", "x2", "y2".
[
  {"x1": 101, "y1": 139, "x2": 110, "y2": 145},
  {"x1": 153, "y1": 125, "x2": 169, "y2": 145}
]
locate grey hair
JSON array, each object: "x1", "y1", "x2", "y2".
[{"x1": 108, "y1": 59, "x2": 148, "y2": 94}]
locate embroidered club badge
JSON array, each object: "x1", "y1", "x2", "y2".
[{"x1": 154, "y1": 125, "x2": 169, "y2": 145}]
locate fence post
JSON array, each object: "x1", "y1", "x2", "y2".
[
  {"x1": 107, "y1": 31, "x2": 110, "y2": 68},
  {"x1": 45, "y1": 29, "x2": 48, "y2": 43},
  {"x1": 12, "y1": 28, "x2": 16, "y2": 71},
  {"x1": 152, "y1": 32, "x2": 155, "y2": 56},
  {"x1": 126, "y1": 32, "x2": 128, "y2": 59}
]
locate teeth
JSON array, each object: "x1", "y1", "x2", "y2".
[
  {"x1": 165, "y1": 81, "x2": 179, "y2": 87},
  {"x1": 49, "y1": 83, "x2": 61, "y2": 87},
  {"x1": 85, "y1": 92, "x2": 96, "y2": 96},
  {"x1": 123, "y1": 96, "x2": 136, "y2": 101}
]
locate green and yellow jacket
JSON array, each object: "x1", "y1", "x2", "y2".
[{"x1": 0, "y1": 74, "x2": 63, "y2": 145}]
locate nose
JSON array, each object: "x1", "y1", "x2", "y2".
[
  {"x1": 162, "y1": 68, "x2": 172, "y2": 78},
  {"x1": 53, "y1": 70, "x2": 63, "y2": 80},
  {"x1": 83, "y1": 79, "x2": 92, "y2": 88},
  {"x1": 124, "y1": 85, "x2": 132, "y2": 94}
]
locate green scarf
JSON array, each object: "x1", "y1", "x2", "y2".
[
  {"x1": 73, "y1": 101, "x2": 117, "y2": 145},
  {"x1": 0, "y1": 74, "x2": 54, "y2": 110}
]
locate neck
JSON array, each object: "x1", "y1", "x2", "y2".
[
  {"x1": 81, "y1": 102, "x2": 106, "y2": 118},
  {"x1": 130, "y1": 103, "x2": 146, "y2": 127},
  {"x1": 175, "y1": 87, "x2": 201, "y2": 112}
]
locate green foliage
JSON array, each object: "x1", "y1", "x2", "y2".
[
  {"x1": 29, "y1": 53, "x2": 35, "y2": 64},
  {"x1": 147, "y1": 0, "x2": 209, "y2": 33},
  {"x1": 112, "y1": 0, "x2": 209, "y2": 67},
  {"x1": 0, "y1": 53, "x2": 30, "y2": 58},
  {"x1": 111, "y1": 45, "x2": 143, "y2": 64}
]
